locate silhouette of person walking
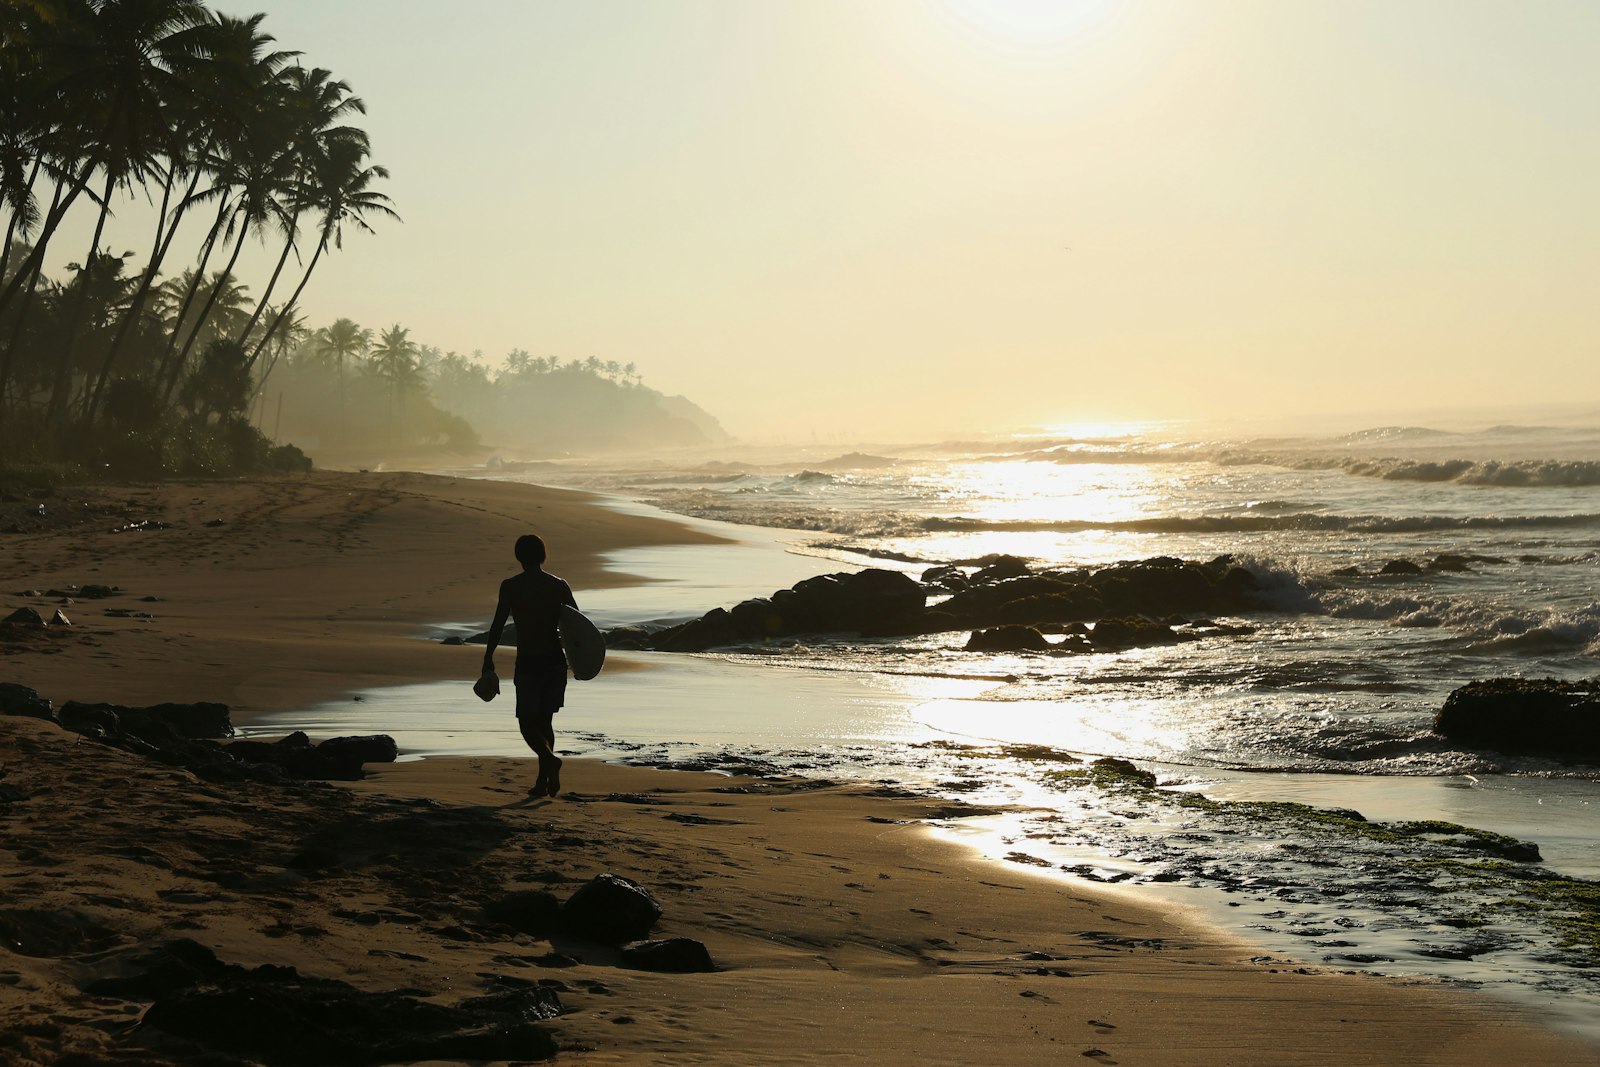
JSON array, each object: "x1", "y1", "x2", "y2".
[{"x1": 481, "y1": 534, "x2": 577, "y2": 797}]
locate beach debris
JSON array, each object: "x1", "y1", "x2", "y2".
[
  {"x1": 621, "y1": 937, "x2": 715, "y2": 973},
  {"x1": 1435, "y1": 677, "x2": 1600, "y2": 762},
  {"x1": 109, "y1": 519, "x2": 170, "y2": 534},
  {"x1": 561, "y1": 874, "x2": 662, "y2": 945}
]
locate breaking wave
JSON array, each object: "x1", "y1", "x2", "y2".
[
  {"x1": 917, "y1": 512, "x2": 1600, "y2": 535},
  {"x1": 1222, "y1": 452, "x2": 1600, "y2": 487}
]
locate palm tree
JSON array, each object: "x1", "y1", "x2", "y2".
[
  {"x1": 84, "y1": 10, "x2": 299, "y2": 424},
  {"x1": 161, "y1": 60, "x2": 302, "y2": 403},
  {"x1": 368, "y1": 322, "x2": 416, "y2": 441},
  {"x1": 315, "y1": 316, "x2": 368, "y2": 436},
  {"x1": 9, "y1": 0, "x2": 210, "y2": 355},
  {"x1": 233, "y1": 63, "x2": 363, "y2": 349},
  {"x1": 248, "y1": 136, "x2": 396, "y2": 369}
]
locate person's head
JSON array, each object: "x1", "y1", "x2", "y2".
[{"x1": 514, "y1": 534, "x2": 547, "y2": 570}]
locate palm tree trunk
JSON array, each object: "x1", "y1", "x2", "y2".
[
  {"x1": 234, "y1": 208, "x2": 302, "y2": 349},
  {"x1": 245, "y1": 226, "x2": 328, "y2": 372},
  {"x1": 0, "y1": 158, "x2": 43, "y2": 285},
  {"x1": 163, "y1": 217, "x2": 250, "y2": 403},
  {"x1": 45, "y1": 172, "x2": 116, "y2": 430},
  {"x1": 0, "y1": 158, "x2": 96, "y2": 317},
  {"x1": 80, "y1": 165, "x2": 189, "y2": 424},
  {"x1": 82, "y1": 163, "x2": 209, "y2": 425},
  {"x1": 0, "y1": 179, "x2": 64, "y2": 425},
  {"x1": 153, "y1": 194, "x2": 230, "y2": 390}
]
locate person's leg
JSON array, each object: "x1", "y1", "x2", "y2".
[
  {"x1": 516, "y1": 712, "x2": 560, "y2": 795},
  {"x1": 515, "y1": 667, "x2": 562, "y2": 796}
]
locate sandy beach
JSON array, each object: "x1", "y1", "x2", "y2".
[{"x1": 2, "y1": 471, "x2": 1595, "y2": 1065}]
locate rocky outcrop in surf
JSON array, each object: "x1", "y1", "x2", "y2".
[
  {"x1": 1435, "y1": 678, "x2": 1600, "y2": 762},
  {"x1": 613, "y1": 555, "x2": 1266, "y2": 653}
]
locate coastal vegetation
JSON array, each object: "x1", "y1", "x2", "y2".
[{"x1": 0, "y1": 1, "x2": 720, "y2": 483}]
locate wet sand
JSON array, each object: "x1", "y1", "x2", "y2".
[{"x1": 1, "y1": 470, "x2": 1594, "y2": 1064}]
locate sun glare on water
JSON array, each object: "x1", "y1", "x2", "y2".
[{"x1": 938, "y1": 0, "x2": 1117, "y2": 48}]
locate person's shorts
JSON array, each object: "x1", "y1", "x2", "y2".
[{"x1": 514, "y1": 656, "x2": 567, "y2": 718}]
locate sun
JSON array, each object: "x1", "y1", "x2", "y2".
[{"x1": 938, "y1": 0, "x2": 1116, "y2": 49}]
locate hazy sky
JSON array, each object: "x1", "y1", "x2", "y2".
[{"x1": 56, "y1": 1, "x2": 1600, "y2": 440}]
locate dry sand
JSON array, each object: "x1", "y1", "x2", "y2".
[{"x1": 1, "y1": 471, "x2": 1593, "y2": 1064}]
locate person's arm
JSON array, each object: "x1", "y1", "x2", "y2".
[
  {"x1": 482, "y1": 582, "x2": 510, "y2": 674},
  {"x1": 560, "y1": 578, "x2": 577, "y2": 610}
]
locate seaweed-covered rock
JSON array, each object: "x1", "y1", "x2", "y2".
[{"x1": 1435, "y1": 678, "x2": 1600, "y2": 761}]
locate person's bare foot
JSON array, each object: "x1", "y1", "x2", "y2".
[
  {"x1": 530, "y1": 774, "x2": 549, "y2": 797},
  {"x1": 546, "y1": 755, "x2": 562, "y2": 797}
]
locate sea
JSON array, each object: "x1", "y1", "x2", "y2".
[{"x1": 250, "y1": 415, "x2": 1600, "y2": 1038}]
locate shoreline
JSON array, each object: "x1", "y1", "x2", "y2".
[{"x1": 3, "y1": 470, "x2": 1596, "y2": 1062}]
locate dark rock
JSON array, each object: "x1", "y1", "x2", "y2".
[
  {"x1": 2, "y1": 607, "x2": 45, "y2": 628},
  {"x1": 223, "y1": 732, "x2": 381, "y2": 781},
  {"x1": 650, "y1": 569, "x2": 926, "y2": 651},
  {"x1": 1090, "y1": 617, "x2": 1183, "y2": 650},
  {"x1": 58, "y1": 700, "x2": 234, "y2": 745},
  {"x1": 49, "y1": 608, "x2": 70, "y2": 626},
  {"x1": 601, "y1": 625, "x2": 654, "y2": 650},
  {"x1": 140, "y1": 964, "x2": 559, "y2": 1063},
  {"x1": 619, "y1": 937, "x2": 715, "y2": 973},
  {"x1": 0, "y1": 908, "x2": 119, "y2": 957},
  {"x1": 561, "y1": 874, "x2": 661, "y2": 945},
  {"x1": 483, "y1": 890, "x2": 563, "y2": 936},
  {"x1": 1435, "y1": 678, "x2": 1600, "y2": 761},
  {"x1": 83, "y1": 939, "x2": 227, "y2": 999},
  {"x1": 58, "y1": 702, "x2": 123, "y2": 739},
  {"x1": 439, "y1": 635, "x2": 465, "y2": 646},
  {"x1": 965, "y1": 626, "x2": 1052, "y2": 652},
  {"x1": 645, "y1": 555, "x2": 1270, "y2": 652},
  {"x1": 318, "y1": 734, "x2": 399, "y2": 765},
  {"x1": 0, "y1": 683, "x2": 52, "y2": 721},
  {"x1": 465, "y1": 623, "x2": 518, "y2": 647},
  {"x1": 1330, "y1": 565, "x2": 1362, "y2": 577},
  {"x1": 921, "y1": 564, "x2": 968, "y2": 592},
  {"x1": 973, "y1": 554, "x2": 1030, "y2": 583},
  {"x1": 1380, "y1": 559, "x2": 1423, "y2": 575},
  {"x1": 1428, "y1": 554, "x2": 1474, "y2": 573}
]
